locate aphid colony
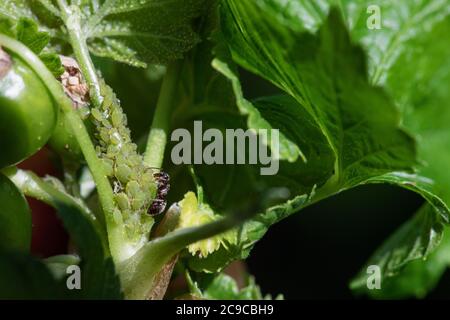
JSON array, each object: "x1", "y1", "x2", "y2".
[{"x1": 89, "y1": 80, "x2": 169, "y2": 242}]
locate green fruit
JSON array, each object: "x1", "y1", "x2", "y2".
[
  {"x1": 48, "y1": 111, "x2": 85, "y2": 162},
  {"x1": 0, "y1": 53, "x2": 58, "y2": 168}
]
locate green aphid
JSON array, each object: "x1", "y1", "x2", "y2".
[
  {"x1": 101, "y1": 117, "x2": 112, "y2": 129},
  {"x1": 118, "y1": 126, "x2": 131, "y2": 139},
  {"x1": 115, "y1": 163, "x2": 132, "y2": 183},
  {"x1": 126, "y1": 180, "x2": 141, "y2": 199},
  {"x1": 131, "y1": 197, "x2": 146, "y2": 211},
  {"x1": 122, "y1": 208, "x2": 132, "y2": 221},
  {"x1": 91, "y1": 108, "x2": 103, "y2": 122},
  {"x1": 127, "y1": 154, "x2": 142, "y2": 167},
  {"x1": 112, "y1": 208, "x2": 122, "y2": 225},
  {"x1": 77, "y1": 105, "x2": 91, "y2": 120},
  {"x1": 99, "y1": 127, "x2": 110, "y2": 143},
  {"x1": 107, "y1": 144, "x2": 120, "y2": 156},
  {"x1": 140, "y1": 171, "x2": 155, "y2": 192},
  {"x1": 101, "y1": 90, "x2": 113, "y2": 110},
  {"x1": 109, "y1": 129, "x2": 122, "y2": 146},
  {"x1": 115, "y1": 192, "x2": 130, "y2": 211},
  {"x1": 124, "y1": 145, "x2": 138, "y2": 156},
  {"x1": 101, "y1": 158, "x2": 114, "y2": 176},
  {"x1": 111, "y1": 109, "x2": 124, "y2": 127}
]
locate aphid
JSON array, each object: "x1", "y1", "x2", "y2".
[{"x1": 148, "y1": 170, "x2": 170, "y2": 216}]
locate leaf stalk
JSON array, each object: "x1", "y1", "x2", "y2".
[{"x1": 144, "y1": 61, "x2": 183, "y2": 168}]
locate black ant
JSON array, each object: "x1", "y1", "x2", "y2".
[{"x1": 148, "y1": 170, "x2": 170, "y2": 216}]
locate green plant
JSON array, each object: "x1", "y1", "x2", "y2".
[{"x1": 0, "y1": 0, "x2": 449, "y2": 300}]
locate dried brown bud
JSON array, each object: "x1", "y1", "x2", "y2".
[{"x1": 59, "y1": 55, "x2": 90, "y2": 108}]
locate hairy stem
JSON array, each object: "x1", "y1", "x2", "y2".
[
  {"x1": 56, "y1": 2, "x2": 135, "y2": 261},
  {"x1": 0, "y1": 34, "x2": 122, "y2": 259},
  {"x1": 144, "y1": 61, "x2": 183, "y2": 168},
  {"x1": 57, "y1": 0, "x2": 103, "y2": 107}
]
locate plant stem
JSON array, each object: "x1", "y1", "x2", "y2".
[
  {"x1": 185, "y1": 269, "x2": 202, "y2": 297},
  {"x1": 120, "y1": 213, "x2": 244, "y2": 299},
  {"x1": 55, "y1": 2, "x2": 132, "y2": 261},
  {"x1": 144, "y1": 61, "x2": 183, "y2": 168},
  {"x1": 0, "y1": 34, "x2": 122, "y2": 259},
  {"x1": 189, "y1": 166, "x2": 204, "y2": 203},
  {"x1": 56, "y1": 0, "x2": 103, "y2": 107}
]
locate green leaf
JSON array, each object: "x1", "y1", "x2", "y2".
[
  {"x1": 164, "y1": 2, "x2": 450, "y2": 282},
  {"x1": 44, "y1": 254, "x2": 81, "y2": 281},
  {"x1": 171, "y1": 3, "x2": 437, "y2": 275},
  {"x1": 339, "y1": 0, "x2": 450, "y2": 86},
  {"x1": 0, "y1": 18, "x2": 14, "y2": 36},
  {"x1": 171, "y1": 29, "x2": 331, "y2": 213},
  {"x1": 355, "y1": 173, "x2": 450, "y2": 278},
  {"x1": 360, "y1": 229, "x2": 450, "y2": 299},
  {"x1": 351, "y1": 12, "x2": 450, "y2": 297},
  {"x1": 85, "y1": 0, "x2": 208, "y2": 67},
  {"x1": 212, "y1": 42, "x2": 304, "y2": 163},
  {"x1": 0, "y1": 0, "x2": 62, "y2": 34},
  {"x1": 1, "y1": 1, "x2": 206, "y2": 67},
  {"x1": 187, "y1": 194, "x2": 310, "y2": 273},
  {"x1": 0, "y1": 173, "x2": 31, "y2": 252},
  {"x1": 16, "y1": 17, "x2": 49, "y2": 54},
  {"x1": 384, "y1": 17, "x2": 450, "y2": 198},
  {"x1": 39, "y1": 52, "x2": 64, "y2": 77},
  {"x1": 237, "y1": 1, "x2": 450, "y2": 87},
  {"x1": 307, "y1": 0, "x2": 450, "y2": 298},
  {"x1": 251, "y1": 95, "x2": 335, "y2": 187},
  {"x1": 51, "y1": 200, "x2": 122, "y2": 299},
  {"x1": 169, "y1": 91, "x2": 315, "y2": 272},
  {"x1": 187, "y1": 271, "x2": 281, "y2": 300},
  {"x1": 366, "y1": 172, "x2": 449, "y2": 223},
  {"x1": 0, "y1": 251, "x2": 66, "y2": 299},
  {"x1": 14, "y1": 18, "x2": 63, "y2": 76},
  {"x1": 202, "y1": 274, "x2": 261, "y2": 300},
  {"x1": 0, "y1": 16, "x2": 63, "y2": 76},
  {"x1": 221, "y1": 3, "x2": 417, "y2": 189},
  {"x1": 5, "y1": 169, "x2": 122, "y2": 299},
  {"x1": 220, "y1": 0, "x2": 450, "y2": 297},
  {"x1": 350, "y1": 204, "x2": 444, "y2": 292},
  {"x1": 205, "y1": 1, "x2": 441, "y2": 275},
  {"x1": 0, "y1": 1, "x2": 34, "y2": 21},
  {"x1": 246, "y1": 0, "x2": 450, "y2": 299}
]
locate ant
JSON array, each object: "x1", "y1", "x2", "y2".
[{"x1": 148, "y1": 169, "x2": 170, "y2": 216}]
